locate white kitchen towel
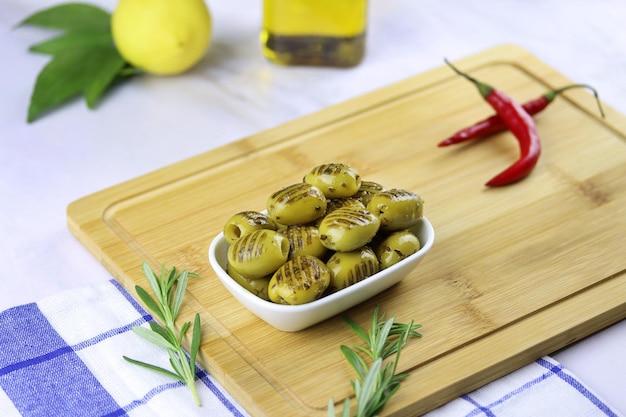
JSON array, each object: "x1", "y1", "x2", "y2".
[{"x1": 0, "y1": 279, "x2": 622, "y2": 417}]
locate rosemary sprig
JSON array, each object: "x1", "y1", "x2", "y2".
[
  {"x1": 123, "y1": 261, "x2": 202, "y2": 406},
  {"x1": 329, "y1": 306, "x2": 422, "y2": 417}
]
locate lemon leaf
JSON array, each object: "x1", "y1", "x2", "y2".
[
  {"x1": 83, "y1": 48, "x2": 128, "y2": 108},
  {"x1": 18, "y1": 3, "x2": 111, "y2": 32},
  {"x1": 27, "y1": 46, "x2": 126, "y2": 123},
  {"x1": 30, "y1": 30, "x2": 115, "y2": 55}
]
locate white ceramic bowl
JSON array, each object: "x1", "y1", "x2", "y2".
[{"x1": 208, "y1": 217, "x2": 435, "y2": 332}]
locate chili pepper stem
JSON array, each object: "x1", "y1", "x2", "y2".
[
  {"x1": 444, "y1": 58, "x2": 493, "y2": 99},
  {"x1": 544, "y1": 84, "x2": 605, "y2": 117}
]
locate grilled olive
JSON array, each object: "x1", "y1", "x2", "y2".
[
  {"x1": 367, "y1": 189, "x2": 424, "y2": 231},
  {"x1": 375, "y1": 230, "x2": 421, "y2": 269},
  {"x1": 354, "y1": 180, "x2": 385, "y2": 206},
  {"x1": 326, "y1": 246, "x2": 379, "y2": 292},
  {"x1": 325, "y1": 197, "x2": 365, "y2": 213},
  {"x1": 227, "y1": 229, "x2": 290, "y2": 279},
  {"x1": 267, "y1": 183, "x2": 327, "y2": 226},
  {"x1": 227, "y1": 264, "x2": 271, "y2": 300},
  {"x1": 223, "y1": 211, "x2": 277, "y2": 245},
  {"x1": 303, "y1": 163, "x2": 361, "y2": 198},
  {"x1": 268, "y1": 255, "x2": 331, "y2": 305},
  {"x1": 319, "y1": 206, "x2": 380, "y2": 252},
  {"x1": 280, "y1": 225, "x2": 328, "y2": 259}
]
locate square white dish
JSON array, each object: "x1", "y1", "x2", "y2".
[{"x1": 208, "y1": 217, "x2": 435, "y2": 332}]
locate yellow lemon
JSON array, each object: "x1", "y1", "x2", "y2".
[{"x1": 111, "y1": 0, "x2": 212, "y2": 75}]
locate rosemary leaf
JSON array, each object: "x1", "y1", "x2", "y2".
[
  {"x1": 357, "y1": 358, "x2": 382, "y2": 416},
  {"x1": 148, "y1": 321, "x2": 177, "y2": 347},
  {"x1": 340, "y1": 345, "x2": 367, "y2": 380},
  {"x1": 178, "y1": 322, "x2": 191, "y2": 346},
  {"x1": 135, "y1": 285, "x2": 165, "y2": 322},
  {"x1": 172, "y1": 270, "x2": 189, "y2": 319},
  {"x1": 132, "y1": 326, "x2": 177, "y2": 351},
  {"x1": 143, "y1": 262, "x2": 165, "y2": 306},
  {"x1": 122, "y1": 356, "x2": 184, "y2": 382},
  {"x1": 343, "y1": 316, "x2": 368, "y2": 342},
  {"x1": 165, "y1": 266, "x2": 179, "y2": 293},
  {"x1": 190, "y1": 314, "x2": 201, "y2": 366},
  {"x1": 168, "y1": 350, "x2": 186, "y2": 377}
]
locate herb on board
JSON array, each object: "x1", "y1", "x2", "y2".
[
  {"x1": 328, "y1": 306, "x2": 422, "y2": 417},
  {"x1": 123, "y1": 262, "x2": 203, "y2": 406},
  {"x1": 17, "y1": 3, "x2": 139, "y2": 123}
]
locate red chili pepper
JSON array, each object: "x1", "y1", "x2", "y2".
[
  {"x1": 438, "y1": 84, "x2": 604, "y2": 147},
  {"x1": 445, "y1": 59, "x2": 541, "y2": 187}
]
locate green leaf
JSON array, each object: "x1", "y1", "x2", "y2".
[
  {"x1": 165, "y1": 267, "x2": 179, "y2": 300},
  {"x1": 373, "y1": 318, "x2": 394, "y2": 358},
  {"x1": 357, "y1": 358, "x2": 382, "y2": 416},
  {"x1": 27, "y1": 46, "x2": 126, "y2": 122},
  {"x1": 19, "y1": 3, "x2": 111, "y2": 32},
  {"x1": 327, "y1": 398, "x2": 335, "y2": 417},
  {"x1": 343, "y1": 316, "x2": 368, "y2": 344},
  {"x1": 341, "y1": 345, "x2": 367, "y2": 380},
  {"x1": 340, "y1": 398, "x2": 351, "y2": 417},
  {"x1": 168, "y1": 350, "x2": 185, "y2": 377},
  {"x1": 132, "y1": 326, "x2": 177, "y2": 351},
  {"x1": 30, "y1": 31, "x2": 115, "y2": 55},
  {"x1": 172, "y1": 271, "x2": 189, "y2": 319},
  {"x1": 142, "y1": 262, "x2": 166, "y2": 306},
  {"x1": 149, "y1": 321, "x2": 178, "y2": 346},
  {"x1": 83, "y1": 47, "x2": 126, "y2": 108},
  {"x1": 189, "y1": 313, "x2": 201, "y2": 367},
  {"x1": 123, "y1": 356, "x2": 184, "y2": 382},
  {"x1": 135, "y1": 286, "x2": 165, "y2": 322},
  {"x1": 178, "y1": 321, "x2": 191, "y2": 345}
]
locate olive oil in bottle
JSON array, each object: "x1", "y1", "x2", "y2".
[{"x1": 261, "y1": 0, "x2": 368, "y2": 67}]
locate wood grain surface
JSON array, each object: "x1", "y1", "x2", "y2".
[{"x1": 67, "y1": 45, "x2": 626, "y2": 417}]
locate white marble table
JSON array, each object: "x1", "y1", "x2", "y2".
[{"x1": 1, "y1": 0, "x2": 624, "y2": 414}]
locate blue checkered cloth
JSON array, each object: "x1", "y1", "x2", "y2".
[{"x1": 0, "y1": 280, "x2": 622, "y2": 417}]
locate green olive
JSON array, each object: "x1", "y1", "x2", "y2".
[
  {"x1": 268, "y1": 255, "x2": 331, "y2": 305},
  {"x1": 223, "y1": 211, "x2": 276, "y2": 245},
  {"x1": 318, "y1": 206, "x2": 380, "y2": 252},
  {"x1": 367, "y1": 189, "x2": 424, "y2": 231},
  {"x1": 303, "y1": 163, "x2": 361, "y2": 198},
  {"x1": 326, "y1": 246, "x2": 379, "y2": 292},
  {"x1": 267, "y1": 183, "x2": 327, "y2": 226},
  {"x1": 312, "y1": 198, "x2": 365, "y2": 227},
  {"x1": 227, "y1": 263, "x2": 271, "y2": 300},
  {"x1": 280, "y1": 225, "x2": 328, "y2": 259},
  {"x1": 354, "y1": 180, "x2": 385, "y2": 206},
  {"x1": 227, "y1": 229, "x2": 290, "y2": 279},
  {"x1": 375, "y1": 230, "x2": 421, "y2": 269},
  {"x1": 325, "y1": 197, "x2": 366, "y2": 214}
]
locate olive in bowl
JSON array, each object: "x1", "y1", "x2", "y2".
[{"x1": 208, "y1": 216, "x2": 434, "y2": 332}]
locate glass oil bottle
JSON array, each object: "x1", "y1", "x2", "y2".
[{"x1": 261, "y1": 0, "x2": 368, "y2": 67}]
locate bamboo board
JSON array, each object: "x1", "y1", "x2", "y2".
[{"x1": 67, "y1": 45, "x2": 626, "y2": 416}]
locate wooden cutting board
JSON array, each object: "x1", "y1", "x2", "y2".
[{"x1": 67, "y1": 44, "x2": 626, "y2": 416}]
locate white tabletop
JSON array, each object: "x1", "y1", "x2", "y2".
[{"x1": 1, "y1": 0, "x2": 625, "y2": 414}]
